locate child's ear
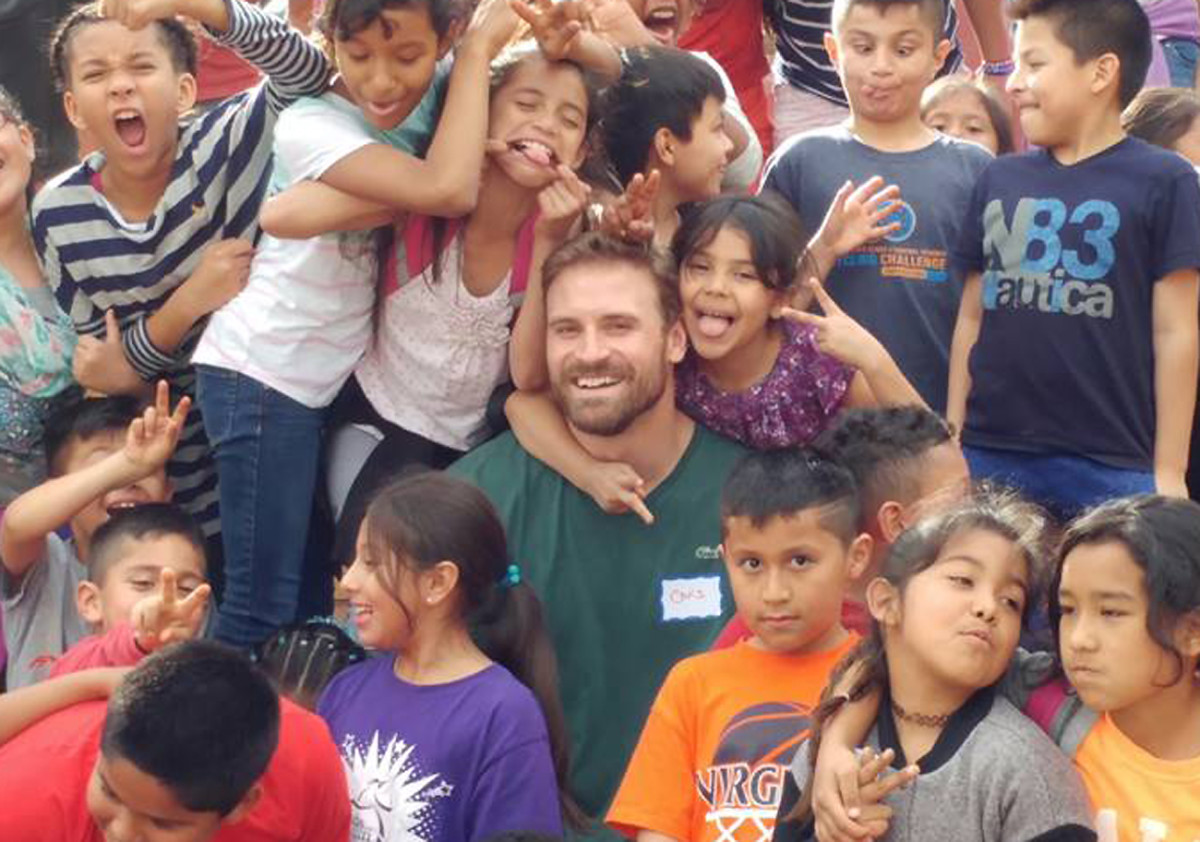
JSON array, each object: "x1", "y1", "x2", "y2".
[
  {"x1": 223, "y1": 783, "x2": 263, "y2": 824},
  {"x1": 423, "y1": 560, "x2": 461, "y2": 607},
  {"x1": 1090, "y1": 52, "x2": 1120, "y2": 100},
  {"x1": 176, "y1": 72, "x2": 198, "y2": 115},
  {"x1": 846, "y1": 532, "x2": 874, "y2": 581},
  {"x1": 1174, "y1": 609, "x2": 1200, "y2": 658},
  {"x1": 866, "y1": 577, "x2": 901, "y2": 627},
  {"x1": 932, "y1": 38, "x2": 953, "y2": 76},
  {"x1": 823, "y1": 31, "x2": 840, "y2": 67},
  {"x1": 653, "y1": 127, "x2": 677, "y2": 168},
  {"x1": 76, "y1": 580, "x2": 104, "y2": 627},
  {"x1": 63, "y1": 91, "x2": 88, "y2": 132},
  {"x1": 876, "y1": 500, "x2": 907, "y2": 544}
]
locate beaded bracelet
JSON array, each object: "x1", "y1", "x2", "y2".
[{"x1": 982, "y1": 58, "x2": 1016, "y2": 77}]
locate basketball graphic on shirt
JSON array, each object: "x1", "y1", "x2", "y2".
[{"x1": 698, "y1": 701, "x2": 813, "y2": 842}]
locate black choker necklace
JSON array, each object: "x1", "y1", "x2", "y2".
[{"x1": 891, "y1": 700, "x2": 952, "y2": 728}]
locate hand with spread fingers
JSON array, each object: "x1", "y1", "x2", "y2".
[
  {"x1": 512, "y1": 0, "x2": 588, "y2": 60},
  {"x1": 807, "y1": 177, "x2": 903, "y2": 278},
  {"x1": 133, "y1": 567, "x2": 213, "y2": 653},
  {"x1": 120, "y1": 380, "x2": 191, "y2": 482},
  {"x1": 783, "y1": 279, "x2": 889, "y2": 372},
  {"x1": 599, "y1": 170, "x2": 659, "y2": 244}
]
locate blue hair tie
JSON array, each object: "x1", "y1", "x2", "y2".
[{"x1": 501, "y1": 563, "x2": 521, "y2": 588}]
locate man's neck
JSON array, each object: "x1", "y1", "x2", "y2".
[
  {"x1": 1048, "y1": 112, "x2": 1126, "y2": 167},
  {"x1": 570, "y1": 394, "x2": 696, "y2": 493},
  {"x1": 846, "y1": 113, "x2": 939, "y2": 153},
  {"x1": 99, "y1": 157, "x2": 174, "y2": 224}
]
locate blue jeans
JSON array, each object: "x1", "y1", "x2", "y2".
[
  {"x1": 196, "y1": 366, "x2": 328, "y2": 648},
  {"x1": 1162, "y1": 37, "x2": 1200, "y2": 88},
  {"x1": 964, "y1": 445, "x2": 1155, "y2": 523}
]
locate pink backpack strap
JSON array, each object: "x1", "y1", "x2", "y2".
[
  {"x1": 508, "y1": 210, "x2": 542, "y2": 306},
  {"x1": 1026, "y1": 678, "x2": 1069, "y2": 735}
]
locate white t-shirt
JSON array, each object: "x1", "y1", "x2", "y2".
[
  {"x1": 193, "y1": 93, "x2": 386, "y2": 408},
  {"x1": 693, "y1": 51, "x2": 763, "y2": 193},
  {"x1": 356, "y1": 230, "x2": 515, "y2": 451}
]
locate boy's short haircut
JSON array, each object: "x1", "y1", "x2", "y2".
[
  {"x1": 541, "y1": 232, "x2": 682, "y2": 327},
  {"x1": 87, "y1": 503, "x2": 207, "y2": 585},
  {"x1": 50, "y1": 2, "x2": 199, "y2": 93},
  {"x1": 720, "y1": 449, "x2": 860, "y2": 544},
  {"x1": 43, "y1": 394, "x2": 143, "y2": 477},
  {"x1": 813, "y1": 407, "x2": 953, "y2": 521},
  {"x1": 831, "y1": 0, "x2": 947, "y2": 38},
  {"x1": 601, "y1": 45, "x2": 725, "y2": 185},
  {"x1": 100, "y1": 640, "x2": 281, "y2": 816},
  {"x1": 1009, "y1": 0, "x2": 1151, "y2": 108}
]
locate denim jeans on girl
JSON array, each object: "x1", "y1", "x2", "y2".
[{"x1": 196, "y1": 365, "x2": 328, "y2": 648}]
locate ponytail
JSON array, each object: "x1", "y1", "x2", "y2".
[{"x1": 475, "y1": 579, "x2": 587, "y2": 830}]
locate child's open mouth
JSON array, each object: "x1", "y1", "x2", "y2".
[
  {"x1": 509, "y1": 139, "x2": 557, "y2": 168},
  {"x1": 644, "y1": 7, "x2": 679, "y2": 44},
  {"x1": 113, "y1": 110, "x2": 148, "y2": 150},
  {"x1": 695, "y1": 311, "x2": 734, "y2": 339}
]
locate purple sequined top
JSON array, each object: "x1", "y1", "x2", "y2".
[{"x1": 675, "y1": 320, "x2": 854, "y2": 450}]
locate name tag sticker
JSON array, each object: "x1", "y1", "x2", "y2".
[{"x1": 661, "y1": 576, "x2": 723, "y2": 622}]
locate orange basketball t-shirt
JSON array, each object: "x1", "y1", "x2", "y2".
[
  {"x1": 1074, "y1": 714, "x2": 1200, "y2": 842},
  {"x1": 607, "y1": 635, "x2": 857, "y2": 842}
]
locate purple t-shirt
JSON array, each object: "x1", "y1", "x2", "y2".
[
  {"x1": 317, "y1": 655, "x2": 564, "y2": 842},
  {"x1": 675, "y1": 319, "x2": 854, "y2": 450}
]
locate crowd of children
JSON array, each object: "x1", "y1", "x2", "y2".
[{"x1": 0, "y1": 0, "x2": 1198, "y2": 840}]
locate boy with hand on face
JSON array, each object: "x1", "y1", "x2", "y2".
[
  {"x1": 50, "y1": 503, "x2": 212, "y2": 677},
  {"x1": 760, "y1": 0, "x2": 991, "y2": 415},
  {"x1": 606, "y1": 450, "x2": 871, "y2": 842},
  {"x1": 948, "y1": 0, "x2": 1200, "y2": 516},
  {"x1": 35, "y1": 0, "x2": 331, "y2": 548},
  {"x1": 0, "y1": 383, "x2": 185, "y2": 688}
]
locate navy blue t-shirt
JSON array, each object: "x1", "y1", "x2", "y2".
[{"x1": 951, "y1": 138, "x2": 1200, "y2": 470}]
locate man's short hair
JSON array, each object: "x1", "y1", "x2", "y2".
[
  {"x1": 721, "y1": 449, "x2": 860, "y2": 544},
  {"x1": 87, "y1": 503, "x2": 207, "y2": 585},
  {"x1": 813, "y1": 407, "x2": 953, "y2": 521},
  {"x1": 831, "y1": 0, "x2": 947, "y2": 39},
  {"x1": 541, "y1": 232, "x2": 682, "y2": 327},
  {"x1": 100, "y1": 641, "x2": 280, "y2": 816},
  {"x1": 43, "y1": 395, "x2": 143, "y2": 477},
  {"x1": 1009, "y1": 0, "x2": 1151, "y2": 108}
]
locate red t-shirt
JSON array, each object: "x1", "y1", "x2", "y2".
[
  {"x1": 197, "y1": 39, "x2": 262, "y2": 103},
  {"x1": 0, "y1": 698, "x2": 350, "y2": 841},
  {"x1": 713, "y1": 600, "x2": 871, "y2": 649},
  {"x1": 678, "y1": 0, "x2": 773, "y2": 155}
]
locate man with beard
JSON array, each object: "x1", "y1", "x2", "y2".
[{"x1": 450, "y1": 233, "x2": 747, "y2": 828}]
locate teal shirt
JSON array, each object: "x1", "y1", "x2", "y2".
[{"x1": 450, "y1": 425, "x2": 749, "y2": 827}]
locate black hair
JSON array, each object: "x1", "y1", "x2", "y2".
[
  {"x1": 253, "y1": 618, "x2": 368, "y2": 711},
  {"x1": 100, "y1": 640, "x2": 281, "y2": 816},
  {"x1": 0, "y1": 84, "x2": 38, "y2": 207},
  {"x1": 1049, "y1": 495, "x2": 1200, "y2": 687},
  {"x1": 812, "y1": 407, "x2": 955, "y2": 527},
  {"x1": 788, "y1": 490, "x2": 1050, "y2": 822},
  {"x1": 87, "y1": 503, "x2": 206, "y2": 585},
  {"x1": 542, "y1": 232, "x2": 681, "y2": 327},
  {"x1": 320, "y1": 0, "x2": 463, "y2": 44},
  {"x1": 1122, "y1": 86, "x2": 1200, "y2": 151},
  {"x1": 721, "y1": 449, "x2": 861, "y2": 544},
  {"x1": 600, "y1": 45, "x2": 725, "y2": 186},
  {"x1": 51, "y1": 2, "x2": 198, "y2": 93},
  {"x1": 1009, "y1": 0, "x2": 1151, "y2": 108},
  {"x1": 831, "y1": 0, "x2": 947, "y2": 40},
  {"x1": 673, "y1": 194, "x2": 819, "y2": 293},
  {"x1": 362, "y1": 472, "x2": 584, "y2": 828},
  {"x1": 921, "y1": 75, "x2": 1016, "y2": 155},
  {"x1": 43, "y1": 394, "x2": 143, "y2": 477}
]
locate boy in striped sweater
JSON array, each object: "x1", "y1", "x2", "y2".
[{"x1": 32, "y1": 0, "x2": 330, "y2": 575}]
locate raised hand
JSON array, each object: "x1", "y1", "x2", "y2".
[
  {"x1": 512, "y1": 0, "x2": 587, "y2": 60},
  {"x1": 463, "y1": 0, "x2": 522, "y2": 59},
  {"x1": 811, "y1": 177, "x2": 903, "y2": 267},
  {"x1": 783, "y1": 279, "x2": 888, "y2": 372},
  {"x1": 585, "y1": 0, "x2": 656, "y2": 47},
  {"x1": 583, "y1": 461, "x2": 655, "y2": 525},
  {"x1": 536, "y1": 165, "x2": 592, "y2": 244},
  {"x1": 599, "y1": 170, "x2": 659, "y2": 244},
  {"x1": 133, "y1": 567, "x2": 212, "y2": 652},
  {"x1": 122, "y1": 380, "x2": 191, "y2": 479}
]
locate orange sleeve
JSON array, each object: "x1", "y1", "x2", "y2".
[{"x1": 607, "y1": 660, "x2": 701, "y2": 841}]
